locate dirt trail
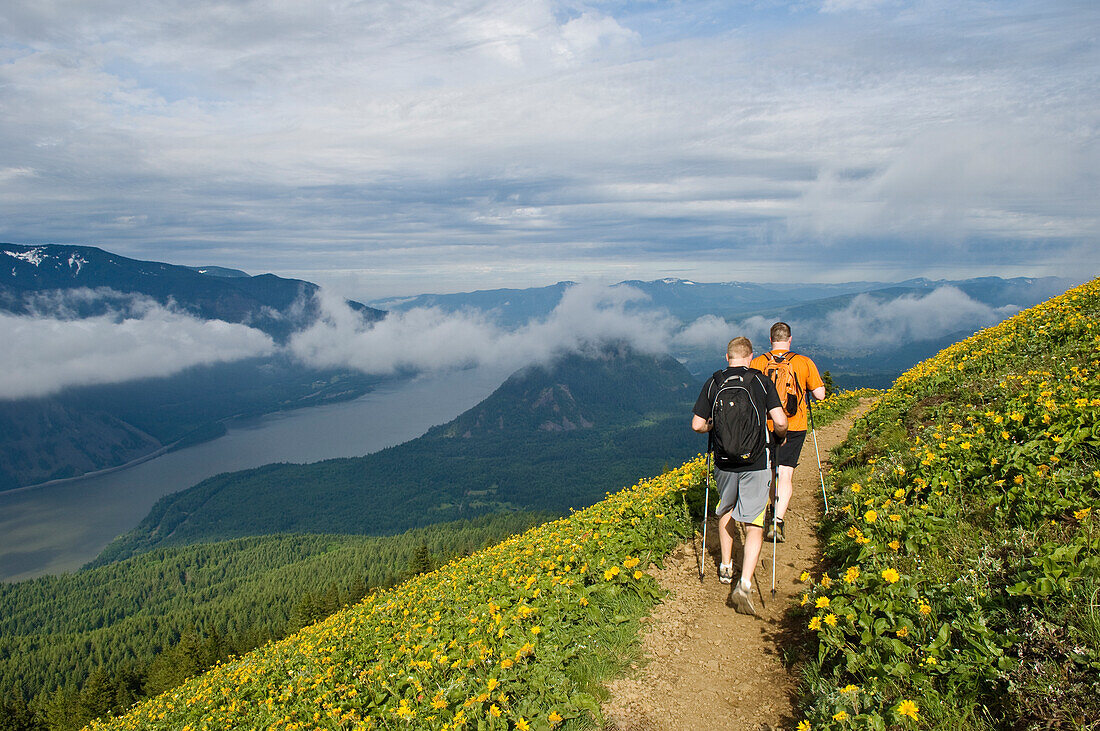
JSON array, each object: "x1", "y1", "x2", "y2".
[{"x1": 602, "y1": 404, "x2": 871, "y2": 731}]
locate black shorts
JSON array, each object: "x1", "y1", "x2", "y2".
[{"x1": 775, "y1": 430, "x2": 807, "y2": 467}]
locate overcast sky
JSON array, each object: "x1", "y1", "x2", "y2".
[{"x1": 1, "y1": 0, "x2": 1097, "y2": 298}]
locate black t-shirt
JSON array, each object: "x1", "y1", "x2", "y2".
[{"x1": 693, "y1": 366, "x2": 781, "y2": 472}]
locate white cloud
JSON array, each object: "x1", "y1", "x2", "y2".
[
  {"x1": 0, "y1": 291, "x2": 275, "y2": 399},
  {"x1": 0, "y1": 280, "x2": 1035, "y2": 401},
  {"x1": 815, "y1": 287, "x2": 1019, "y2": 347},
  {"x1": 289, "y1": 282, "x2": 1026, "y2": 377},
  {"x1": 740, "y1": 286, "x2": 1020, "y2": 351},
  {"x1": 671, "y1": 314, "x2": 735, "y2": 350},
  {"x1": 289, "y1": 281, "x2": 678, "y2": 375}
]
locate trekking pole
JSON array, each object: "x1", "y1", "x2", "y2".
[
  {"x1": 700, "y1": 450, "x2": 711, "y2": 583},
  {"x1": 770, "y1": 441, "x2": 778, "y2": 600},
  {"x1": 808, "y1": 397, "x2": 828, "y2": 513}
]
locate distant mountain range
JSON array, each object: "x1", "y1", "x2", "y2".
[
  {"x1": 368, "y1": 275, "x2": 1077, "y2": 326},
  {"x1": 1, "y1": 243, "x2": 383, "y2": 341},
  {"x1": 95, "y1": 347, "x2": 699, "y2": 562}
]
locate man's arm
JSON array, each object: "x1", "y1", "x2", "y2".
[
  {"x1": 691, "y1": 414, "x2": 712, "y2": 433},
  {"x1": 768, "y1": 406, "x2": 788, "y2": 441},
  {"x1": 800, "y1": 355, "x2": 826, "y2": 402}
]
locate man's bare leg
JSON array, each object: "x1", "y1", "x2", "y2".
[
  {"x1": 740, "y1": 524, "x2": 764, "y2": 586},
  {"x1": 718, "y1": 510, "x2": 736, "y2": 567}
]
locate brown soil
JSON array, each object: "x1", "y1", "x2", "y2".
[{"x1": 601, "y1": 403, "x2": 871, "y2": 731}]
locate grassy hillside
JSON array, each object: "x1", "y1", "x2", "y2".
[
  {"x1": 793, "y1": 278, "x2": 1100, "y2": 728},
  {"x1": 76, "y1": 392, "x2": 865, "y2": 730}
]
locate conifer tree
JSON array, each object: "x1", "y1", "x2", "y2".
[{"x1": 408, "y1": 542, "x2": 433, "y2": 576}]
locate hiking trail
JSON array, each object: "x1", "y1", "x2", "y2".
[{"x1": 602, "y1": 402, "x2": 872, "y2": 730}]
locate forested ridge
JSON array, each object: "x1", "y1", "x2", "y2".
[{"x1": 0, "y1": 512, "x2": 550, "y2": 730}]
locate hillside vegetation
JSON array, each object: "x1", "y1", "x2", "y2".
[
  {"x1": 0, "y1": 513, "x2": 551, "y2": 729},
  {"x1": 794, "y1": 278, "x2": 1100, "y2": 728},
  {"x1": 78, "y1": 392, "x2": 864, "y2": 730}
]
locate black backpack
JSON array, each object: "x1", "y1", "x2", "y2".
[{"x1": 709, "y1": 368, "x2": 767, "y2": 467}]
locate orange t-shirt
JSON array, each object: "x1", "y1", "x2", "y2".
[{"x1": 750, "y1": 349, "x2": 824, "y2": 431}]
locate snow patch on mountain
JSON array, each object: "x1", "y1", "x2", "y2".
[
  {"x1": 4, "y1": 247, "x2": 47, "y2": 266},
  {"x1": 68, "y1": 253, "x2": 88, "y2": 275}
]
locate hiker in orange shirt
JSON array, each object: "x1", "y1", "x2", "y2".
[{"x1": 751, "y1": 322, "x2": 826, "y2": 542}]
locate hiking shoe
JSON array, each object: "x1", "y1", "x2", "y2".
[
  {"x1": 718, "y1": 563, "x2": 734, "y2": 584},
  {"x1": 728, "y1": 582, "x2": 758, "y2": 616},
  {"x1": 765, "y1": 517, "x2": 786, "y2": 543}
]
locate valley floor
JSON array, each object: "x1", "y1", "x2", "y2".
[{"x1": 602, "y1": 403, "x2": 869, "y2": 730}]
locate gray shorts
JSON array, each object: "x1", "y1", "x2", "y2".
[{"x1": 714, "y1": 467, "x2": 771, "y2": 527}]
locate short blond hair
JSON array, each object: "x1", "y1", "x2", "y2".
[{"x1": 727, "y1": 336, "x2": 752, "y2": 359}]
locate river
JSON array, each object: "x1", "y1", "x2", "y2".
[{"x1": 0, "y1": 366, "x2": 510, "y2": 583}]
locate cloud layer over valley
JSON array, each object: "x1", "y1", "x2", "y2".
[
  {"x1": 0, "y1": 291, "x2": 275, "y2": 399},
  {"x1": 0, "y1": 279, "x2": 1050, "y2": 400}
]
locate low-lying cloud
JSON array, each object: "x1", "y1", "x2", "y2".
[
  {"x1": 1, "y1": 291, "x2": 275, "y2": 400},
  {"x1": 733, "y1": 286, "x2": 1019, "y2": 352},
  {"x1": 288, "y1": 282, "x2": 680, "y2": 375},
  {"x1": 816, "y1": 287, "x2": 1019, "y2": 347},
  {"x1": 288, "y1": 283, "x2": 1021, "y2": 377},
  {"x1": 2, "y1": 282, "x2": 1026, "y2": 401}
]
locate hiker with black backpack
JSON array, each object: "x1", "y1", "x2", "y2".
[
  {"x1": 751, "y1": 322, "x2": 826, "y2": 543},
  {"x1": 691, "y1": 336, "x2": 787, "y2": 616}
]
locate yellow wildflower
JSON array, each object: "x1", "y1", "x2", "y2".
[
  {"x1": 896, "y1": 700, "x2": 919, "y2": 720},
  {"x1": 881, "y1": 568, "x2": 900, "y2": 583}
]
